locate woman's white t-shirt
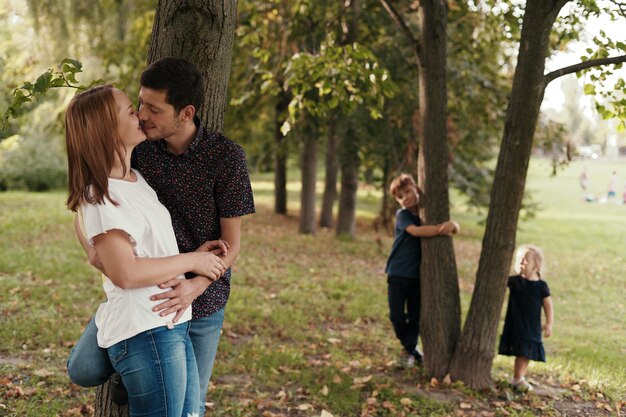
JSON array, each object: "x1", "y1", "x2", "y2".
[{"x1": 81, "y1": 170, "x2": 191, "y2": 348}]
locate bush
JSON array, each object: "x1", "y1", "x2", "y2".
[{"x1": 0, "y1": 134, "x2": 67, "y2": 191}]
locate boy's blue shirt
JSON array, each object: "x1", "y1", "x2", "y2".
[{"x1": 385, "y1": 208, "x2": 421, "y2": 279}]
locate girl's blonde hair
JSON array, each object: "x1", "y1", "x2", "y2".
[
  {"x1": 514, "y1": 244, "x2": 545, "y2": 277},
  {"x1": 65, "y1": 85, "x2": 127, "y2": 212}
]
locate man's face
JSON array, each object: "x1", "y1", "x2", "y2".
[{"x1": 137, "y1": 87, "x2": 183, "y2": 141}]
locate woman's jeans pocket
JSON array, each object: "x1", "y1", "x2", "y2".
[{"x1": 107, "y1": 339, "x2": 128, "y2": 364}]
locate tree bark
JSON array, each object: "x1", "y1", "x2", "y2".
[
  {"x1": 147, "y1": 0, "x2": 238, "y2": 132},
  {"x1": 448, "y1": 0, "x2": 568, "y2": 388},
  {"x1": 94, "y1": 381, "x2": 128, "y2": 417},
  {"x1": 274, "y1": 90, "x2": 290, "y2": 215},
  {"x1": 416, "y1": 0, "x2": 460, "y2": 379},
  {"x1": 336, "y1": 123, "x2": 358, "y2": 237},
  {"x1": 299, "y1": 124, "x2": 318, "y2": 234},
  {"x1": 320, "y1": 118, "x2": 338, "y2": 228}
]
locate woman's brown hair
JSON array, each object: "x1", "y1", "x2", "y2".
[{"x1": 65, "y1": 85, "x2": 127, "y2": 212}]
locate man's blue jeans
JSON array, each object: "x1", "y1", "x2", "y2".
[
  {"x1": 108, "y1": 322, "x2": 199, "y2": 416},
  {"x1": 67, "y1": 308, "x2": 225, "y2": 415}
]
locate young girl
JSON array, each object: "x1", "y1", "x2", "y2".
[
  {"x1": 498, "y1": 245, "x2": 554, "y2": 392},
  {"x1": 65, "y1": 85, "x2": 227, "y2": 416}
]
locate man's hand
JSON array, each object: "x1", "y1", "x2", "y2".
[
  {"x1": 195, "y1": 239, "x2": 230, "y2": 256},
  {"x1": 150, "y1": 276, "x2": 216, "y2": 323},
  {"x1": 87, "y1": 245, "x2": 108, "y2": 275}
]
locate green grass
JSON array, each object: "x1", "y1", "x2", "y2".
[{"x1": 0, "y1": 157, "x2": 625, "y2": 416}]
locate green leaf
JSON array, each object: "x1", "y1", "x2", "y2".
[
  {"x1": 33, "y1": 71, "x2": 54, "y2": 94},
  {"x1": 583, "y1": 84, "x2": 596, "y2": 95}
]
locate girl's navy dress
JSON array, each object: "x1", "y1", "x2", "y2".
[{"x1": 498, "y1": 275, "x2": 551, "y2": 362}]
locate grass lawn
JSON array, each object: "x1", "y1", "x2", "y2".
[{"x1": 0, "y1": 157, "x2": 624, "y2": 416}]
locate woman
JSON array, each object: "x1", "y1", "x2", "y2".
[{"x1": 65, "y1": 85, "x2": 223, "y2": 416}]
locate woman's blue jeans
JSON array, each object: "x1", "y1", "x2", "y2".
[
  {"x1": 67, "y1": 309, "x2": 224, "y2": 416},
  {"x1": 108, "y1": 322, "x2": 199, "y2": 417}
]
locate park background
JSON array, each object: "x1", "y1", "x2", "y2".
[{"x1": 0, "y1": 0, "x2": 625, "y2": 416}]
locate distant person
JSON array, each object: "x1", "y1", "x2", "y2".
[
  {"x1": 579, "y1": 167, "x2": 589, "y2": 193},
  {"x1": 622, "y1": 185, "x2": 626, "y2": 205},
  {"x1": 385, "y1": 173, "x2": 459, "y2": 368},
  {"x1": 65, "y1": 85, "x2": 232, "y2": 415},
  {"x1": 607, "y1": 171, "x2": 617, "y2": 199},
  {"x1": 498, "y1": 244, "x2": 554, "y2": 393}
]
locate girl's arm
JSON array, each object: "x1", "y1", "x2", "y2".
[
  {"x1": 93, "y1": 229, "x2": 227, "y2": 289},
  {"x1": 542, "y1": 296, "x2": 554, "y2": 337}
]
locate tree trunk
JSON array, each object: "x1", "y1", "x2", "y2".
[
  {"x1": 320, "y1": 118, "x2": 338, "y2": 228},
  {"x1": 95, "y1": 1, "x2": 237, "y2": 415},
  {"x1": 94, "y1": 381, "x2": 128, "y2": 417},
  {"x1": 274, "y1": 90, "x2": 290, "y2": 215},
  {"x1": 448, "y1": 0, "x2": 567, "y2": 388},
  {"x1": 416, "y1": 0, "x2": 460, "y2": 379},
  {"x1": 336, "y1": 123, "x2": 358, "y2": 238},
  {"x1": 147, "y1": 0, "x2": 238, "y2": 132},
  {"x1": 299, "y1": 125, "x2": 318, "y2": 234}
]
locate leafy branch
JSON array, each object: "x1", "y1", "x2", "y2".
[{"x1": 2, "y1": 58, "x2": 100, "y2": 131}]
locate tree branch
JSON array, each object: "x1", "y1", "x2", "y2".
[
  {"x1": 544, "y1": 54, "x2": 626, "y2": 86},
  {"x1": 378, "y1": 0, "x2": 421, "y2": 62},
  {"x1": 608, "y1": 0, "x2": 626, "y2": 17}
]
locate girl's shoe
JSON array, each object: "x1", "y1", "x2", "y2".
[{"x1": 512, "y1": 377, "x2": 533, "y2": 392}]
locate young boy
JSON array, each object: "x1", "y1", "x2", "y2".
[{"x1": 385, "y1": 173, "x2": 458, "y2": 367}]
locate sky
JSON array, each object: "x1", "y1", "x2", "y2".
[{"x1": 542, "y1": 12, "x2": 625, "y2": 115}]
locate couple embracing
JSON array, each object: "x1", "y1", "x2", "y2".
[{"x1": 65, "y1": 57, "x2": 255, "y2": 416}]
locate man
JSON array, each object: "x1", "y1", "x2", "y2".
[{"x1": 67, "y1": 58, "x2": 255, "y2": 414}]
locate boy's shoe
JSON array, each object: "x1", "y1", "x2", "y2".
[
  {"x1": 512, "y1": 377, "x2": 533, "y2": 393},
  {"x1": 410, "y1": 348, "x2": 423, "y2": 365},
  {"x1": 110, "y1": 373, "x2": 128, "y2": 406},
  {"x1": 397, "y1": 350, "x2": 415, "y2": 368}
]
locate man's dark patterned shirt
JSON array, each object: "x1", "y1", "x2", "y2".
[{"x1": 131, "y1": 122, "x2": 255, "y2": 319}]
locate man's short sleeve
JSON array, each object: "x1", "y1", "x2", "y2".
[{"x1": 215, "y1": 141, "x2": 255, "y2": 218}]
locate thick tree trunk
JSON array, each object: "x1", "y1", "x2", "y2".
[
  {"x1": 417, "y1": 0, "x2": 460, "y2": 379},
  {"x1": 147, "y1": 0, "x2": 238, "y2": 132},
  {"x1": 448, "y1": 0, "x2": 567, "y2": 388},
  {"x1": 94, "y1": 381, "x2": 128, "y2": 417},
  {"x1": 336, "y1": 124, "x2": 358, "y2": 237},
  {"x1": 299, "y1": 127, "x2": 318, "y2": 234},
  {"x1": 274, "y1": 90, "x2": 289, "y2": 215},
  {"x1": 320, "y1": 118, "x2": 338, "y2": 228}
]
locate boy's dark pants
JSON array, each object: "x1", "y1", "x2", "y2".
[{"x1": 387, "y1": 275, "x2": 420, "y2": 354}]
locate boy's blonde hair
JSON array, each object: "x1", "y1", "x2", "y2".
[
  {"x1": 389, "y1": 173, "x2": 421, "y2": 197},
  {"x1": 514, "y1": 244, "x2": 545, "y2": 277}
]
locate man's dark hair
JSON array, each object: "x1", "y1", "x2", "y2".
[{"x1": 140, "y1": 57, "x2": 205, "y2": 114}]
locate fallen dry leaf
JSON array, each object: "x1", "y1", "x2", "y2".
[
  {"x1": 353, "y1": 375, "x2": 373, "y2": 384},
  {"x1": 430, "y1": 377, "x2": 439, "y2": 388},
  {"x1": 443, "y1": 374, "x2": 452, "y2": 385},
  {"x1": 400, "y1": 397, "x2": 412, "y2": 406},
  {"x1": 459, "y1": 402, "x2": 472, "y2": 409},
  {"x1": 320, "y1": 410, "x2": 334, "y2": 417}
]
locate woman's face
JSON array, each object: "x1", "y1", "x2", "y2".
[{"x1": 113, "y1": 89, "x2": 146, "y2": 148}]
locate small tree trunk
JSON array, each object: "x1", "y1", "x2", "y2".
[
  {"x1": 336, "y1": 123, "x2": 358, "y2": 238},
  {"x1": 320, "y1": 118, "x2": 338, "y2": 228},
  {"x1": 299, "y1": 126, "x2": 318, "y2": 234},
  {"x1": 94, "y1": 381, "x2": 128, "y2": 417},
  {"x1": 448, "y1": 0, "x2": 567, "y2": 388},
  {"x1": 416, "y1": 0, "x2": 460, "y2": 379},
  {"x1": 274, "y1": 90, "x2": 289, "y2": 215},
  {"x1": 147, "y1": 0, "x2": 237, "y2": 132}
]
